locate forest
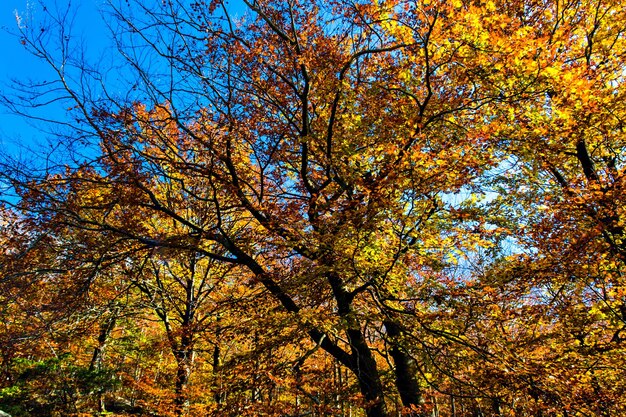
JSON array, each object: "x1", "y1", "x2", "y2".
[{"x1": 0, "y1": 0, "x2": 625, "y2": 416}]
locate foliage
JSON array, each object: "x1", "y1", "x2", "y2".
[
  {"x1": 1, "y1": 0, "x2": 626, "y2": 416},
  {"x1": 0, "y1": 355, "x2": 119, "y2": 417}
]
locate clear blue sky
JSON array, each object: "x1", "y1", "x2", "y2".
[
  {"x1": 0, "y1": 1, "x2": 109, "y2": 154},
  {"x1": 1, "y1": 1, "x2": 246, "y2": 158}
]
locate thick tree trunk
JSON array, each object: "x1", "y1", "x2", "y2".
[
  {"x1": 384, "y1": 320, "x2": 424, "y2": 416},
  {"x1": 348, "y1": 327, "x2": 388, "y2": 417},
  {"x1": 328, "y1": 272, "x2": 388, "y2": 417}
]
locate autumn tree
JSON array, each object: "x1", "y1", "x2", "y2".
[
  {"x1": 2, "y1": 0, "x2": 626, "y2": 416},
  {"x1": 478, "y1": 0, "x2": 626, "y2": 413}
]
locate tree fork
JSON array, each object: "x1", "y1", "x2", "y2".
[
  {"x1": 384, "y1": 320, "x2": 425, "y2": 416},
  {"x1": 328, "y1": 271, "x2": 388, "y2": 417}
]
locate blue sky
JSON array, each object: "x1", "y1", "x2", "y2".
[
  {"x1": 0, "y1": 1, "x2": 247, "y2": 159},
  {"x1": 0, "y1": 1, "x2": 109, "y2": 154}
]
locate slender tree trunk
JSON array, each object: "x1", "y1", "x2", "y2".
[
  {"x1": 450, "y1": 396, "x2": 456, "y2": 417},
  {"x1": 174, "y1": 330, "x2": 194, "y2": 416},
  {"x1": 174, "y1": 352, "x2": 193, "y2": 415},
  {"x1": 89, "y1": 310, "x2": 118, "y2": 371},
  {"x1": 212, "y1": 342, "x2": 222, "y2": 404},
  {"x1": 89, "y1": 308, "x2": 119, "y2": 413}
]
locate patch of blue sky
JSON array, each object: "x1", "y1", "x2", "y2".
[
  {"x1": 433, "y1": 156, "x2": 542, "y2": 282},
  {"x1": 1, "y1": 1, "x2": 113, "y2": 148}
]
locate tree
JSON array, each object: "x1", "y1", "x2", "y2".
[{"x1": 2, "y1": 0, "x2": 626, "y2": 416}]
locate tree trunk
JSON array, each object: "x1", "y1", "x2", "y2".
[
  {"x1": 89, "y1": 310, "x2": 118, "y2": 371},
  {"x1": 383, "y1": 320, "x2": 424, "y2": 416},
  {"x1": 174, "y1": 351, "x2": 192, "y2": 415},
  {"x1": 328, "y1": 272, "x2": 388, "y2": 417},
  {"x1": 212, "y1": 341, "x2": 223, "y2": 404},
  {"x1": 89, "y1": 308, "x2": 119, "y2": 414},
  {"x1": 174, "y1": 331, "x2": 194, "y2": 416},
  {"x1": 348, "y1": 327, "x2": 388, "y2": 417}
]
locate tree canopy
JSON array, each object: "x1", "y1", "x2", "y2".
[{"x1": 1, "y1": 0, "x2": 626, "y2": 416}]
